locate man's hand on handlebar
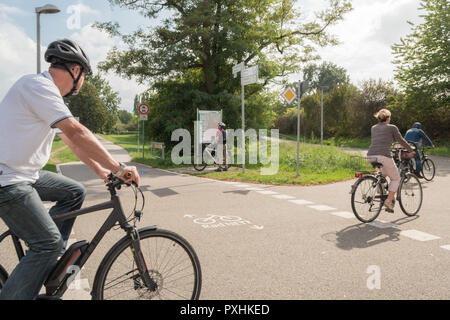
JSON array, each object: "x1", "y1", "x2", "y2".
[{"x1": 120, "y1": 165, "x2": 140, "y2": 187}]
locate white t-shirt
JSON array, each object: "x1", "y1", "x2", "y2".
[{"x1": 0, "y1": 72, "x2": 73, "y2": 186}]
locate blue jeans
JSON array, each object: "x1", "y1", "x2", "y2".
[
  {"x1": 414, "y1": 151, "x2": 422, "y2": 174},
  {"x1": 0, "y1": 170, "x2": 85, "y2": 300}
]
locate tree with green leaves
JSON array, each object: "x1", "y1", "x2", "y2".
[
  {"x1": 97, "y1": 0, "x2": 352, "y2": 94},
  {"x1": 391, "y1": 0, "x2": 449, "y2": 137},
  {"x1": 95, "y1": 0, "x2": 353, "y2": 146},
  {"x1": 85, "y1": 74, "x2": 122, "y2": 132},
  {"x1": 303, "y1": 61, "x2": 350, "y2": 93},
  {"x1": 65, "y1": 82, "x2": 109, "y2": 133}
]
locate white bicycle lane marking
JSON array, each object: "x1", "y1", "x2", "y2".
[
  {"x1": 184, "y1": 214, "x2": 264, "y2": 230},
  {"x1": 219, "y1": 181, "x2": 447, "y2": 250}
]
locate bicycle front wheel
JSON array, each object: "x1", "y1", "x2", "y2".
[
  {"x1": 398, "y1": 173, "x2": 423, "y2": 216},
  {"x1": 92, "y1": 228, "x2": 202, "y2": 300},
  {"x1": 421, "y1": 158, "x2": 435, "y2": 181},
  {"x1": 351, "y1": 176, "x2": 383, "y2": 223}
]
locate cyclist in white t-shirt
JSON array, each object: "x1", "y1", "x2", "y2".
[{"x1": 0, "y1": 39, "x2": 140, "y2": 300}]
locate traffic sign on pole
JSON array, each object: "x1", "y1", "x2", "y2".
[
  {"x1": 282, "y1": 87, "x2": 296, "y2": 104},
  {"x1": 138, "y1": 103, "x2": 149, "y2": 115}
]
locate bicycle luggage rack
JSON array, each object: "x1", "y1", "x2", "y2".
[{"x1": 150, "y1": 142, "x2": 165, "y2": 160}]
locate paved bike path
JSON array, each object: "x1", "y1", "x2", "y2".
[{"x1": 56, "y1": 138, "x2": 450, "y2": 299}]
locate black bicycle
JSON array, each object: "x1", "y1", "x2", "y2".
[
  {"x1": 0, "y1": 174, "x2": 202, "y2": 300},
  {"x1": 193, "y1": 143, "x2": 232, "y2": 172},
  {"x1": 417, "y1": 147, "x2": 436, "y2": 181},
  {"x1": 350, "y1": 145, "x2": 423, "y2": 223}
]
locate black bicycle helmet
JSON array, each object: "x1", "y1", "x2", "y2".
[
  {"x1": 218, "y1": 122, "x2": 226, "y2": 129},
  {"x1": 413, "y1": 122, "x2": 422, "y2": 129},
  {"x1": 45, "y1": 39, "x2": 91, "y2": 97},
  {"x1": 45, "y1": 39, "x2": 91, "y2": 74}
]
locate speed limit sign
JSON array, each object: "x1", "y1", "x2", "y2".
[{"x1": 138, "y1": 104, "x2": 149, "y2": 115}]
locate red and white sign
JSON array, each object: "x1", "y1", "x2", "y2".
[{"x1": 138, "y1": 104, "x2": 149, "y2": 115}]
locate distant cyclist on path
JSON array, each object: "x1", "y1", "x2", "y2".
[
  {"x1": 404, "y1": 122, "x2": 434, "y2": 178},
  {"x1": 0, "y1": 39, "x2": 140, "y2": 300}
]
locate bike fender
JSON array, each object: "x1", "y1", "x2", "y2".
[
  {"x1": 137, "y1": 225, "x2": 158, "y2": 233},
  {"x1": 0, "y1": 230, "x2": 11, "y2": 245}
]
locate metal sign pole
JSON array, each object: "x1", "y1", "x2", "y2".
[
  {"x1": 321, "y1": 88, "x2": 324, "y2": 146},
  {"x1": 137, "y1": 117, "x2": 140, "y2": 153},
  {"x1": 241, "y1": 65, "x2": 245, "y2": 174},
  {"x1": 296, "y1": 80, "x2": 301, "y2": 178},
  {"x1": 142, "y1": 120, "x2": 145, "y2": 159}
]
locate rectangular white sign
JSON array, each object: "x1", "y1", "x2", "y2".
[
  {"x1": 140, "y1": 114, "x2": 148, "y2": 121},
  {"x1": 241, "y1": 74, "x2": 258, "y2": 86},
  {"x1": 242, "y1": 65, "x2": 258, "y2": 78},
  {"x1": 232, "y1": 62, "x2": 244, "y2": 74}
]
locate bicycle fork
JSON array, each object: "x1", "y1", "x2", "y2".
[{"x1": 128, "y1": 228, "x2": 158, "y2": 292}]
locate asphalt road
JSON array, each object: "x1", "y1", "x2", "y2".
[{"x1": 1, "y1": 137, "x2": 449, "y2": 300}]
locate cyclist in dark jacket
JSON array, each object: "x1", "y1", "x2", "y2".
[{"x1": 404, "y1": 122, "x2": 434, "y2": 177}]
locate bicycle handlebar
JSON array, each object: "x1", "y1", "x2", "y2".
[{"x1": 106, "y1": 172, "x2": 137, "y2": 190}]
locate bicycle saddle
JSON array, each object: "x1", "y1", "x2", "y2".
[{"x1": 371, "y1": 162, "x2": 383, "y2": 169}]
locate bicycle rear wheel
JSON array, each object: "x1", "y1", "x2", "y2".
[
  {"x1": 398, "y1": 173, "x2": 423, "y2": 216},
  {"x1": 421, "y1": 158, "x2": 435, "y2": 181},
  {"x1": 92, "y1": 228, "x2": 201, "y2": 300},
  {"x1": 351, "y1": 176, "x2": 383, "y2": 223},
  {"x1": 0, "y1": 264, "x2": 8, "y2": 292},
  {"x1": 193, "y1": 162, "x2": 207, "y2": 171}
]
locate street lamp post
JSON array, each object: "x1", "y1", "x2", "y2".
[{"x1": 35, "y1": 4, "x2": 60, "y2": 74}]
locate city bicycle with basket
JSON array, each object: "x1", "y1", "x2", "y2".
[
  {"x1": 350, "y1": 144, "x2": 423, "y2": 223},
  {"x1": 0, "y1": 174, "x2": 202, "y2": 300}
]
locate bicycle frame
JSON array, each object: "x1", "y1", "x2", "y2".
[{"x1": 0, "y1": 183, "x2": 154, "y2": 298}]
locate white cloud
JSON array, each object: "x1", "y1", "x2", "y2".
[
  {"x1": 0, "y1": 19, "x2": 42, "y2": 100},
  {"x1": 0, "y1": 4, "x2": 27, "y2": 19},
  {"x1": 69, "y1": 24, "x2": 146, "y2": 111},
  {"x1": 292, "y1": 0, "x2": 422, "y2": 85},
  {"x1": 0, "y1": 7, "x2": 145, "y2": 113}
]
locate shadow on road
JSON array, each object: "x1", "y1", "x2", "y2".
[{"x1": 322, "y1": 216, "x2": 419, "y2": 251}]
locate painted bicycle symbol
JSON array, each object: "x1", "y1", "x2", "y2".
[
  {"x1": 193, "y1": 214, "x2": 244, "y2": 225},
  {"x1": 184, "y1": 214, "x2": 264, "y2": 230}
]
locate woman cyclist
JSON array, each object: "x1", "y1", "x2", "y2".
[{"x1": 366, "y1": 109, "x2": 414, "y2": 212}]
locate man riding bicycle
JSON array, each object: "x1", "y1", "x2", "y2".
[
  {"x1": 404, "y1": 122, "x2": 434, "y2": 178},
  {"x1": 0, "y1": 39, "x2": 140, "y2": 300}
]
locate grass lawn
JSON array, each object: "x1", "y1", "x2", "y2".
[
  {"x1": 43, "y1": 136, "x2": 79, "y2": 172},
  {"x1": 101, "y1": 133, "x2": 373, "y2": 185}
]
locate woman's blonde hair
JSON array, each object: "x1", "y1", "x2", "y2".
[{"x1": 374, "y1": 109, "x2": 391, "y2": 122}]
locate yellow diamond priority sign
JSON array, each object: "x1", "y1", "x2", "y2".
[{"x1": 282, "y1": 87, "x2": 296, "y2": 104}]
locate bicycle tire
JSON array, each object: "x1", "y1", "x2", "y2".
[
  {"x1": 193, "y1": 163, "x2": 207, "y2": 171},
  {"x1": 351, "y1": 176, "x2": 383, "y2": 223},
  {"x1": 421, "y1": 158, "x2": 435, "y2": 181},
  {"x1": 91, "y1": 228, "x2": 201, "y2": 300},
  {"x1": 398, "y1": 173, "x2": 423, "y2": 216},
  {"x1": 0, "y1": 264, "x2": 8, "y2": 292}
]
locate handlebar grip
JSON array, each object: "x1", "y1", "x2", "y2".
[{"x1": 125, "y1": 172, "x2": 132, "y2": 179}]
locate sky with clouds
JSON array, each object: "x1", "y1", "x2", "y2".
[{"x1": 0, "y1": 0, "x2": 423, "y2": 112}]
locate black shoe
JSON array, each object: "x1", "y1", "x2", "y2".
[
  {"x1": 215, "y1": 167, "x2": 223, "y2": 172},
  {"x1": 223, "y1": 167, "x2": 228, "y2": 171}
]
